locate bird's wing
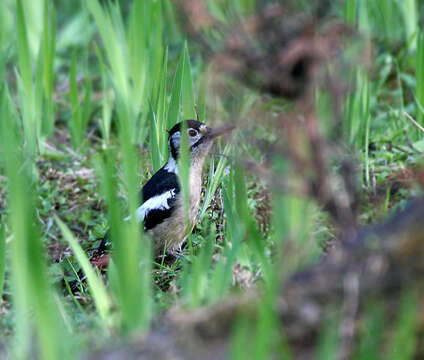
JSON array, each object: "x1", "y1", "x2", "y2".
[{"x1": 137, "y1": 167, "x2": 180, "y2": 230}]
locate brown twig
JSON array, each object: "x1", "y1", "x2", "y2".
[{"x1": 404, "y1": 111, "x2": 424, "y2": 133}]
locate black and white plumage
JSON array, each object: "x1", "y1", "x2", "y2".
[
  {"x1": 137, "y1": 165, "x2": 180, "y2": 231},
  {"x1": 134, "y1": 119, "x2": 232, "y2": 255},
  {"x1": 67, "y1": 120, "x2": 232, "y2": 292}
]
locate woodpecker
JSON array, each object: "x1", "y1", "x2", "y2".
[
  {"x1": 66, "y1": 120, "x2": 232, "y2": 292},
  {"x1": 138, "y1": 119, "x2": 232, "y2": 255}
]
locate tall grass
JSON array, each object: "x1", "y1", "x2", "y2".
[
  {"x1": 40, "y1": 0, "x2": 56, "y2": 136},
  {"x1": 0, "y1": 85, "x2": 70, "y2": 360},
  {"x1": 99, "y1": 147, "x2": 151, "y2": 333},
  {"x1": 0, "y1": 0, "x2": 423, "y2": 358},
  {"x1": 85, "y1": 0, "x2": 164, "y2": 144},
  {"x1": 179, "y1": 163, "x2": 244, "y2": 306},
  {"x1": 353, "y1": 302, "x2": 384, "y2": 360},
  {"x1": 416, "y1": 30, "x2": 424, "y2": 125},
  {"x1": 148, "y1": 47, "x2": 169, "y2": 171},
  {"x1": 79, "y1": 0, "x2": 170, "y2": 332},
  {"x1": 387, "y1": 289, "x2": 419, "y2": 359},
  {"x1": 343, "y1": 0, "x2": 357, "y2": 26},
  {"x1": 399, "y1": 0, "x2": 418, "y2": 51},
  {"x1": 95, "y1": 44, "x2": 113, "y2": 147},
  {"x1": 167, "y1": 45, "x2": 197, "y2": 255},
  {"x1": 15, "y1": 0, "x2": 56, "y2": 156},
  {"x1": 343, "y1": 71, "x2": 371, "y2": 186},
  {"x1": 148, "y1": 42, "x2": 197, "y2": 171},
  {"x1": 68, "y1": 50, "x2": 92, "y2": 149},
  {"x1": 0, "y1": 220, "x2": 5, "y2": 302},
  {"x1": 16, "y1": 0, "x2": 40, "y2": 156},
  {"x1": 56, "y1": 216, "x2": 113, "y2": 329},
  {"x1": 358, "y1": 0, "x2": 418, "y2": 53}
]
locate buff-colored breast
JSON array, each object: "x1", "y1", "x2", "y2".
[{"x1": 150, "y1": 157, "x2": 206, "y2": 254}]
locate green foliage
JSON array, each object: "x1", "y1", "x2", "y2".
[
  {"x1": 69, "y1": 50, "x2": 92, "y2": 150},
  {"x1": 40, "y1": 0, "x2": 56, "y2": 135},
  {"x1": 315, "y1": 312, "x2": 340, "y2": 360},
  {"x1": 56, "y1": 216, "x2": 113, "y2": 329},
  {"x1": 15, "y1": 0, "x2": 57, "y2": 155},
  {"x1": 86, "y1": 0, "x2": 164, "y2": 143},
  {"x1": 99, "y1": 147, "x2": 152, "y2": 333},
  {"x1": 16, "y1": 0, "x2": 39, "y2": 156},
  {"x1": 416, "y1": 30, "x2": 424, "y2": 124},
  {"x1": 0, "y1": 0, "x2": 423, "y2": 358},
  {"x1": 199, "y1": 144, "x2": 232, "y2": 218},
  {"x1": 149, "y1": 43, "x2": 197, "y2": 172},
  {"x1": 0, "y1": 85, "x2": 70, "y2": 360},
  {"x1": 0, "y1": 220, "x2": 5, "y2": 301},
  {"x1": 387, "y1": 289, "x2": 419, "y2": 360},
  {"x1": 354, "y1": 302, "x2": 384, "y2": 360},
  {"x1": 343, "y1": 0, "x2": 357, "y2": 26},
  {"x1": 148, "y1": 48, "x2": 169, "y2": 171},
  {"x1": 95, "y1": 44, "x2": 113, "y2": 146},
  {"x1": 344, "y1": 71, "x2": 371, "y2": 150}
]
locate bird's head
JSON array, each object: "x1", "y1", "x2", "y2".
[{"x1": 167, "y1": 120, "x2": 233, "y2": 162}]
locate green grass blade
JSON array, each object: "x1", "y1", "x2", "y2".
[
  {"x1": 362, "y1": 74, "x2": 371, "y2": 188},
  {"x1": 180, "y1": 238, "x2": 214, "y2": 306},
  {"x1": 16, "y1": 0, "x2": 33, "y2": 100},
  {"x1": 0, "y1": 84, "x2": 31, "y2": 359},
  {"x1": 209, "y1": 173, "x2": 243, "y2": 300},
  {"x1": 0, "y1": 220, "x2": 5, "y2": 301},
  {"x1": 181, "y1": 41, "x2": 196, "y2": 120},
  {"x1": 99, "y1": 145, "x2": 151, "y2": 333},
  {"x1": 1, "y1": 85, "x2": 70, "y2": 360},
  {"x1": 354, "y1": 302, "x2": 384, "y2": 360},
  {"x1": 199, "y1": 144, "x2": 231, "y2": 218},
  {"x1": 81, "y1": 63, "x2": 92, "y2": 146},
  {"x1": 148, "y1": 103, "x2": 162, "y2": 172},
  {"x1": 94, "y1": 43, "x2": 112, "y2": 146},
  {"x1": 127, "y1": 0, "x2": 153, "y2": 116},
  {"x1": 233, "y1": 164, "x2": 265, "y2": 271},
  {"x1": 150, "y1": 46, "x2": 169, "y2": 170},
  {"x1": 16, "y1": 0, "x2": 38, "y2": 155},
  {"x1": 417, "y1": 30, "x2": 424, "y2": 125},
  {"x1": 387, "y1": 289, "x2": 419, "y2": 360},
  {"x1": 315, "y1": 312, "x2": 339, "y2": 360},
  {"x1": 55, "y1": 216, "x2": 113, "y2": 328},
  {"x1": 69, "y1": 50, "x2": 82, "y2": 148},
  {"x1": 400, "y1": 0, "x2": 418, "y2": 51},
  {"x1": 157, "y1": 47, "x2": 169, "y2": 158},
  {"x1": 41, "y1": 0, "x2": 56, "y2": 135},
  {"x1": 166, "y1": 43, "x2": 196, "y2": 130},
  {"x1": 177, "y1": 120, "x2": 193, "y2": 252},
  {"x1": 230, "y1": 317, "x2": 252, "y2": 360},
  {"x1": 167, "y1": 46, "x2": 185, "y2": 128},
  {"x1": 86, "y1": 0, "x2": 128, "y2": 101},
  {"x1": 343, "y1": 0, "x2": 357, "y2": 26}
]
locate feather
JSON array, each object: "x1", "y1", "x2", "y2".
[{"x1": 136, "y1": 164, "x2": 181, "y2": 230}]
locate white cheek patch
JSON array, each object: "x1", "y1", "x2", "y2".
[
  {"x1": 135, "y1": 189, "x2": 176, "y2": 222},
  {"x1": 189, "y1": 134, "x2": 202, "y2": 147}
]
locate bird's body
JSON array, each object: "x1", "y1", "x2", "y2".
[
  {"x1": 136, "y1": 120, "x2": 229, "y2": 255},
  {"x1": 67, "y1": 120, "x2": 231, "y2": 292}
]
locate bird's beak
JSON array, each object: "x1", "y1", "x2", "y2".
[{"x1": 205, "y1": 125, "x2": 235, "y2": 140}]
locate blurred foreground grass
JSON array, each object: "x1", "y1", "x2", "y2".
[{"x1": 0, "y1": 0, "x2": 423, "y2": 359}]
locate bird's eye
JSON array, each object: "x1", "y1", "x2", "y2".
[{"x1": 188, "y1": 129, "x2": 198, "y2": 137}]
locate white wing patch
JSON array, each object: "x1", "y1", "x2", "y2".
[{"x1": 135, "y1": 189, "x2": 176, "y2": 222}]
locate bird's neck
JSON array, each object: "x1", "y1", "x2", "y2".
[
  {"x1": 164, "y1": 155, "x2": 206, "y2": 178},
  {"x1": 164, "y1": 156, "x2": 178, "y2": 174}
]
